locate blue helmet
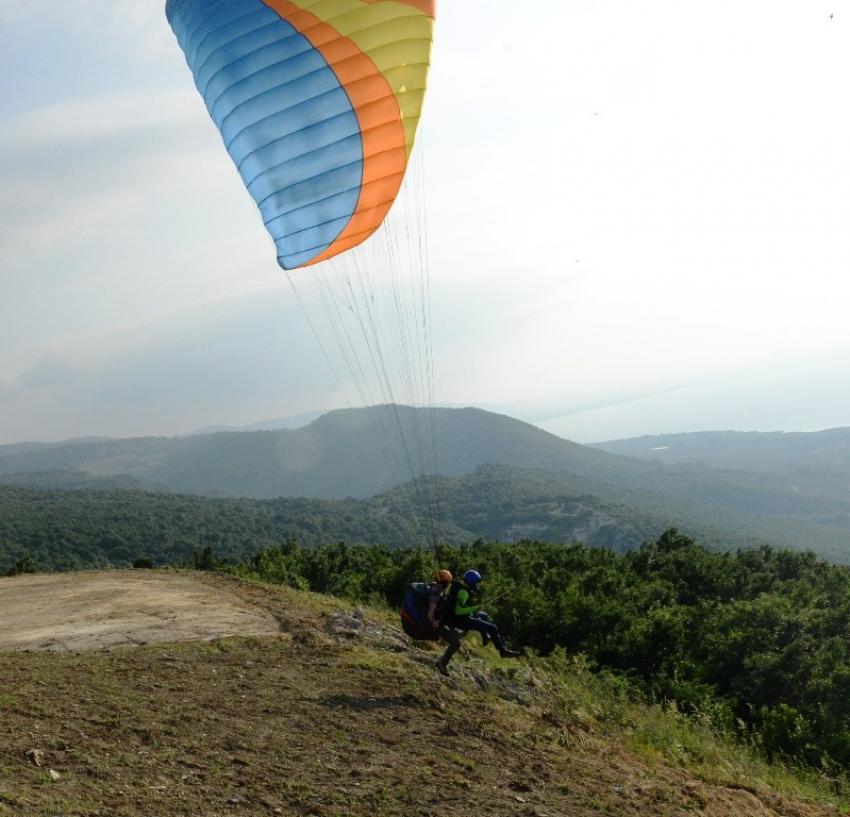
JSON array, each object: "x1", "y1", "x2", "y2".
[{"x1": 463, "y1": 569, "x2": 482, "y2": 588}]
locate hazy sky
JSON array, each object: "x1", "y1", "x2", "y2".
[{"x1": 1, "y1": 1, "x2": 849, "y2": 444}]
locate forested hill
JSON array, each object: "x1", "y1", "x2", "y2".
[
  {"x1": 4, "y1": 462, "x2": 850, "y2": 573},
  {"x1": 3, "y1": 406, "x2": 850, "y2": 561},
  {"x1": 0, "y1": 406, "x2": 835, "y2": 503},
  {"x1": 0, "y1": 466, "x2": 657, "y2": 573},
  {"x1": 0, "y1": 406, "x2": 610, "y2": 499},
  {"x1": 594, "y1": 427, "x2": 850, "y2": 502}
]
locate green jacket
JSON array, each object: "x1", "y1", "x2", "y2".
[{"x1": 446, "y1": 581, "x2": 478, "y2": 622}]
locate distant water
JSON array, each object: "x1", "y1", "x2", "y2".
[{"x1": 508, "y1": 357, "x2": 850, "y2": 443}]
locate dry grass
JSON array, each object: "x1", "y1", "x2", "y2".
[{"x1": 0, "y1": 573, "x2": 843, "y2": 817}]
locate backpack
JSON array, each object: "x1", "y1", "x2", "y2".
[{"x1": 399, "y1": 582, "x2": 440, "y2": 641}]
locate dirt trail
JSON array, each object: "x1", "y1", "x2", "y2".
[{"x1": 0, "y1": 570, "x2": 280, "y2": 651}]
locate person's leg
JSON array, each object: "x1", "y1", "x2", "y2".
[
  {"x1": 436, "y1": 626, "x2": 461, "y2": 674},
  {"x1": 458, "y1": 616, "x2": 506, "y2": 651},
  {"x1": 473, "y1": 612, "x2": 491, "y2": 645}
]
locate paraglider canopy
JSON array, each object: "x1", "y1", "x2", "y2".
[
  {"x1": 167, "y1": 0, "x2": 442, "y2": 550},
  {"x1": 165, "y1": 0, "x2": 435, "y2": 270}
]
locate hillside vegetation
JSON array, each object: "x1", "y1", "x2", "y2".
[
  {"x1": 219, "y1": 531, "x2": 850, "y2": 776},
  {"x1": 0, "y1": 468, "x2": 655, "y2": 573},
  {"x1": 3, "y1": 407, "x2": 850, "y2": 561},
  {"x1": 4, "y1": 461, "x2": 850, "y2": 578},
  {"x1": 0, "y1": 572, "x2": 843, "y2": 816}
]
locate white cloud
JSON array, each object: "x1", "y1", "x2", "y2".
[
  {"x1": 0, "y1": 1, "x2": 174, "y2": 61},
  {"x1": 0, "y1": 288, "x2": 342, "y2": 443},
  {"x1": 16, "y1": 353, "x2": 80, "y2": 389},
  {"x1": 0, "y1": 87, "x2": 278, "y2": 373},
  {"x1": 0, "y1": 90, "x2": 219, "y2": 256},
  {"x1": 3, "y1": 0, "x2": 850, "y2": 444}
]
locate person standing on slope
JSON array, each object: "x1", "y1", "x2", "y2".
[{"x1": 435, "y1": 569, "x2": 521, "y2": 675}]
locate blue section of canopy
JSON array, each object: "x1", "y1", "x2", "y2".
[{"x1": 166, "y1": 0, "x2": 364, "y2": 269}]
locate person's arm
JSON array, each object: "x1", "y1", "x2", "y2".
[{"x1": 454, "y1": 588, "x2": 478, "y2": 617}]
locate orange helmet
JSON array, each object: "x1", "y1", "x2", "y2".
[{"x1": 434, "y1": 569, "x2": 453, "y2": 585}]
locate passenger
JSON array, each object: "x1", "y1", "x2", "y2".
[{"x1": 435, "y1": 569, "x2": 521, "y2": 675}]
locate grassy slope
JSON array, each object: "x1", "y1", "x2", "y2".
[{"x1": 0, "y1": 573, "x2": 841, "y2": 817}]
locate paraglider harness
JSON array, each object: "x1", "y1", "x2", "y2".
[
  {"x1": 400, "y1": 578, "x2": 504, "y2": 642},
  {"x1": 399, "y1": 582, "x2": 443, "y2": 641}
]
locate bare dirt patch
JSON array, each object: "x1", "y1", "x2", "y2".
[{"x1": 0, "y1": 570, "x2": 280, "y2": 651}]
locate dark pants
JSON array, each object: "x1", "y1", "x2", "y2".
[
  {"x1": 455, "y1": 616, "x2": 506, "y2": 651},
  {"x1": 437, "y1": 625, "x2": 463, "y2": 666}
]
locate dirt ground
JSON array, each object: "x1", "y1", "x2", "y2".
[
  {"x1": 0, "y1": 570, "x2": 280, "y2": 651},
  {"x1": 0, "y1": 571, "x2": 843, "y2": 817}
]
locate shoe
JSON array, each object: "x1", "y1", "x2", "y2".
[
  {"x1": 435, "y1": 659, "x2": 449, "y2": 676},
  {"x1": 499, "y1": 648, "x2": 522, "y2": 659}
]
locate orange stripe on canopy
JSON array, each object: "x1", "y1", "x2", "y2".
[{"x1": 262, "y1": 0, "x2": 409, "y2": 267}]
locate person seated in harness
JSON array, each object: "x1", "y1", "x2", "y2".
[
  {"x1": 435, "y1": 569, "x2": 521, "y2": 675},
  {"x1": 427, "y1": 569, "x2": 453, "y2": 631},
  {"x1": 400, "y1": 569, "x2": 454, "y2": 642}
]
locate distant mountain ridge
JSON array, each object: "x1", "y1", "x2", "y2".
[
  {"x1": 2, "y1": 406, "x2": 850, "y2": 561},
  {"x1": 593, "y1": 428, "x2": 850, "y2": 503},
  {"x1": 0, "y1": 406, "x2": 610, "y2": 499},
  {"x1": 187, "y1": 410, "x2": 325, "y2": 436}
]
